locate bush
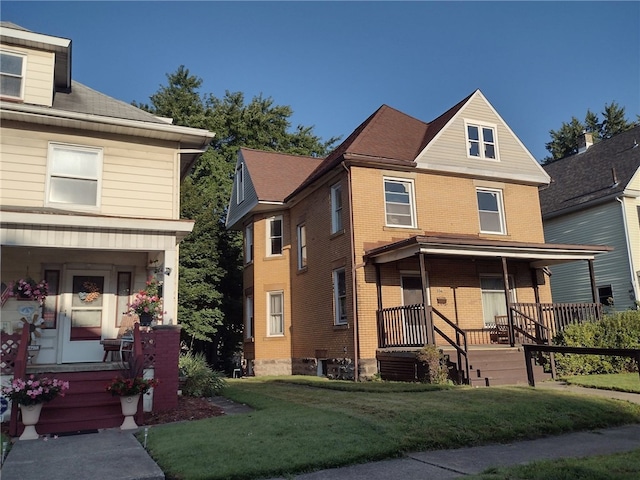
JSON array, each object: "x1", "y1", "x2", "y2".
[
  {"x1": 179, "y1": 351, "x2": 227, "y2": 397},
  {"x1": 416, "y1": 345, "x2": 450, "y2": 384},
  {"x1": 553, "y1": 310, "x2": 640, "y2": 376}
]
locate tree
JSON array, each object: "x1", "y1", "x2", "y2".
[
  {"x1": 544, "y1": 102, "x2": 636, "y2": 164},
  {"x1": 137, "y1": 67, "x2": 338, "y2": 369}
]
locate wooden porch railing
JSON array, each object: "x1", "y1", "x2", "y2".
[{"x1": 9, "y1": 327, "x2": 30, "y2": 437}]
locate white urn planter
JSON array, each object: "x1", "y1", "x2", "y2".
[
  {"x1": 19, "y1": 403, "x2": 43, "y2": 440},
  {"x1": 119, "y1": 394, "x2": 141, "y2": 430}
]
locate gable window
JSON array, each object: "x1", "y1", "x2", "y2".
[
  {"x1": 477, "y1": 188, "x2": 506, "y2": 234},
  {"x1": 245, "y1": 224, "x2": 253, "y2": 264},
  {"x1": 330, "y1": 183, "x2": 343, "y2": 233},
  {"x1": 236, "y1": 163, "x2": 244, "y2": 204},
  {"x1": 297, "y1": 223, "x2": 307, "y2": 270},
  {"x1": 267, "y1": 291, "x2": 284, "y2": 336},
  {"x1": 384, "y1": 178, "x2": 416, "y2": 228},
  {"x1": 333, "y1": 268, "x2": 347, "y2": 325},
  {"x1": 245, "y1": 295, "x2": 254, "y2": 339},
  {"x1": 47, "y1": 143, "x2": 102, "y2": 207},
  {"x1": 267, "y1": 216, "x2": 283, "y2": 256},
  {"x1": 0, "y1": 51, "x2": 25, "y2": 99},
  {"x1": 466, "y1": 122, "x2": 497, "y2": 160}
]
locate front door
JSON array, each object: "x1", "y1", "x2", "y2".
[
  {"x1": 59, "y1": 270, "x2": 110, "y2": 363},
  {"x1": 402, "y1": 275, "x2": 429, "y2": 345}
]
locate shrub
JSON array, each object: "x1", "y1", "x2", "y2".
[
  {"x1": 178, "y1": 351, "x2": 227, "y2": 397},
  {"x1": 553, "y1": 310, "x2": 640, "y2": 376},
  {"x1": 416, "y1": 345, "x2": 450, "y2": 384}
]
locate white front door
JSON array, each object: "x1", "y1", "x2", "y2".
[{"x1": 59, "y1": 270, "x2": 110, "y2": 363}]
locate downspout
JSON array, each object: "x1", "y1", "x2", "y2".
[
  {"x1": 342, "y1": 162, "x2": 360, "y2": 381},
  {"x1": 616, "y1": 196, "x2": 640, "y2": 306}
]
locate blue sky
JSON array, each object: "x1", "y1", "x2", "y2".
[{"x1": 3, "y1": 1, "x2": 639, "y2": 161}]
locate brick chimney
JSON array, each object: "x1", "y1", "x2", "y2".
[{"x1": 577, "y1": 132, "x2": 593, "y2": 153}]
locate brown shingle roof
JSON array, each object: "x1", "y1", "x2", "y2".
[
  {"x1": 540, "y1": 126, "x2": 640, "y2": 217},
  {"x1": 241, "y1": 148, "x2": 323, "y2": 202}
]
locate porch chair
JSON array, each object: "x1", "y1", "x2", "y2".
[
  {"x1": 100, "y1": 315, "x2": 137, "y2": 362},
  {"x1": 490, "y1": 315, "x2": 510, "y2": 344}
]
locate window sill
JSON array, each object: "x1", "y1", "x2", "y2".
[
  {"x1": 297, "y1": 266, "x2": 308, "y2": 275},
  {"x1": 244, "y1": 336, "x2": 255, "y2": 343},
  {"x1": 330, "y1": 229, "x2": 345, "y2": 239},
  {"x1": 333, "y1": 323, "x2": 349, "y2": 330},
  {"x1": 264, "y1": 254, "x2": 284, "y2": 261},
  {"x1": 266, "y1": 334, "x2": 286, "y2": 339},
  {"x1": 383, "y1": 226, "x2": 421, "y2": 232}
]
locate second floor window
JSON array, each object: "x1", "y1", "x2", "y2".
[
  {"x1": 477, "y1": 188, "x2": 506, "y2": 234},
  {"x1": 0, "y1": 51, "x2": 25, "y2": 99},
  {"x1": 331, "y1": 183, "x2": 343, "y2": 233},
  {"x1": 384, "y1": 178, "x2": 416, "y2": 228},
  {"x1": 267, "y1": 216, "x2": 283, "y2": 256},
  {"x1": 333, "y1": 268, "x2": 347, "y2": 325},
  {"x1": 297, "y1": 223, "x2": 307, "y2": 270},
  {"x1": 47, "y1": 143, "x2": 102, "y2": 208},
  {"x1": 244, "y1": 224, "x2": 253, "y2": 264},
  {"x1": 467, "y1": 123, "x2": 497, "y2": 160}
]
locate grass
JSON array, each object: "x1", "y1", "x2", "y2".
[
  {"x1": 470, "y1": 448, "x2": 640, "y2": 479},
  {"x1": 563, "y1": 373, "x2": 640, "y2": 394},
  {"x1": 143, "y1": 377, "x2": 640, "y2": 480}
]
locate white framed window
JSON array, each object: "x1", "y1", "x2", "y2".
[
  {"x1": 477, "y1": 188, "x2": 506, "y2": 234},
  {"x1": 465, "y1": 121, "x2": 498, "y2": 160},
  {"x1": 236, "y1": 163, "x2": 245, "y2": 204},
  {"x1": 244, "y1": 224, "x2": 253, "y2": 264},
  {"x1": 480, "y1": 275, "x2": 515, "y2": 327},
  {"x1": 245, "y1": 295, "x2": 254, "y2": 339},
  {"x1": 384, "y1": 178, "x2": 416, "y2": 228},
  {"x1": 333, "y1": 268, "x2": 347, "y2": 325},
  {"x1": 297, "y1": 223, "x2": 307, "y2": 270},
  {"x1": 0, "y1": 51, "x2": 26, "y2": 99},
  {"x1": 330, "y1": 183, "x2": 343, "y2": 233},
  {"x1": 267, "y1": 291, "x2": 284, "y2": 336},
  {"x1": 46, "y1": 143, "x2": 102, "y2": 208},
  {"x1": 266, "y1": 216, "x2": 283, "y2": 256}
]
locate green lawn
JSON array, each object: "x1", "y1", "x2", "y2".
[
  {"x1": 143, "y1": 377, "x2": 640, "y2": 480},
  {"x1": 563, "y1": 373, "x2": 640, "y2": 394}
]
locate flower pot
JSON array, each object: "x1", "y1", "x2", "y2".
[
  {"x1": 139, "y1": 312, "x2": 153, "y2": 326},
  {"x1": 119, "y1": 394, "x2": 141, "y2": 429},
  {"x1": 19, "y1": 403, "x2": 43, "y2": 440}
]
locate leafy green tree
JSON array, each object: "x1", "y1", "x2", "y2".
[
  {"x1": 137, "y1": 67, "x2": 338, "y2": 368},
  {"x1": 544, "y1": 102, "x2": 636, "y2": 164}
]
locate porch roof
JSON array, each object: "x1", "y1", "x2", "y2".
[{"x1": 363, "y1": 235, "x2": 612, "y2": 268}]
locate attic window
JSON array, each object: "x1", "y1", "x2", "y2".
[
  {"x1": 466, "y1": 121, "x2": 498, "y2": 160},
  {"x1": 236, "y1": 163, "x2": 245, "y2": 204},
  {"x1": 0, "y1": 51, "x2": 25, "y2": 100}
]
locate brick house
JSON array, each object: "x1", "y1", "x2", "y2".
[{"x1": 226, "y1": 90, "x2": 610, "y2": 382}]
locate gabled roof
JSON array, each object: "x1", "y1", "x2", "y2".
[
  {"x1": 540, "y1": 126, "x2": 640, "y2": 217},
  {"x1": 241, "y1": 148, "x2": 323, "y2": 202}
]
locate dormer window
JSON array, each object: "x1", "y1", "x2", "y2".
[
  {"x1": 466, "y1": 121, "x2": 497, "y2": 160},
  {"x1": 0, "y1": 51, "x2": 25, "y2": 100}
]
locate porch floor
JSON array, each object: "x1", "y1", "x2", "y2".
[{"x1": 26, "y1": 361, "x2": 124, "y2": 374}]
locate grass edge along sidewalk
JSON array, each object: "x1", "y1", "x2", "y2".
[{"x1": 141, "y1": 377, "x2": 640, "y2": 480}]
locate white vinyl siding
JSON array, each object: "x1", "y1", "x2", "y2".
[
  {"x1": 267, "y1": 291, "x2": 284, "y2": 336},
  {"x1": 0, "y1": 51, "x2": 25, "y2": 99},
  {"x1": 46, "y1": 143, "x2": 102, "y2": 208},
  {"x1": 266, "y1": 216, "x2": 283, "y2": 256},
  {"x1": 0, "y1": 46, "x2": 55, "y2": 107},
  {"x1": 384, "y1": 178, "x2": 416, "y2": 228},
  {"x1": 333, "y1": 268, "x2": 347, "y2": 325},
  {"x1": 330, "y1": 183, "x2": 343, "y2": 233},
  {"x1": 297, "y1": 223, "x2": 307, "y2": 270},
  {"x1": 477, "y1": 188, "x2": 506, "y2": 234}
]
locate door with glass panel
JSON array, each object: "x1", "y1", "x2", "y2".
[{"x1": 59, "y1": 270, "x2": 110, "y2": 363}]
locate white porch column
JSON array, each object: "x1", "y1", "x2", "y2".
[{"x1": 162, "y1": 247, "x2": 179, "y2": 325}]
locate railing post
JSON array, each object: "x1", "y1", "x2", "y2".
[{"x1": 9, "y1": 327, "x2": 30, "y2": 437}]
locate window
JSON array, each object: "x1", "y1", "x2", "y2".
[
  {"x1": 597, "y1": 285, "x2": 614, "y2": 306},
  {"x1": 466, "y1": 123, "x2": 497, "y2": 159},
  {"x1": 245, "y1": 295, "x2": 254, "y2": 339},
  {"x1": 236, "y1": 163, "x2": 244, "y2": 204},
  {"x1": 0, "y1": 51, "x2": 25, "y2": 99},
  {"x1": 333, "y1": 268, "x2": 347, "y2": 325},
  {"x1": 330, "y1": 183, "x2": 343, "y2": 233},
  {"x1": 297, "y1": 223, "x2": 307, "y2": 270},
  {"x1": 245, "y1": 224, "x2": 253, "y2": 264},
  {"x1": 267, "y1": 216, "x2": 283, "y2": 256},
  {"x1": 47, "y1": 143, "x2": 102, "y2": 207},
  {"x1": 480, "y1": 275, "x2": 515, "y2": 327},
  {"x1": 384, "y1": 178, "x2": 416, "y2": 227},
  {"x1": 477, "y1": 188, "x2": 506, "y2": 234},
  {"x1": 267, "y1": 291, "x2": 284, "y2": 336}
]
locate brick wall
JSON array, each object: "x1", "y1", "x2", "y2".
[{"x1": 151, "y1": 325, "x2": 180, "y2": 411}]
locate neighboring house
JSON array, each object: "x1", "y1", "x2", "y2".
[
  {"x1": 226, "y1": 89, "x2": 610, "y2": 381},
  {"x1": 540, "y1": 128, "x2": 640, "y2": 311},
  {"x1": 0, "y1": 23, "x2": 213, "y2": 433}
]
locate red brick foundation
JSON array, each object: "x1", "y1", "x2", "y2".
[{"x1": 151, "y1": 324, "x2": 181, "y2": 411}]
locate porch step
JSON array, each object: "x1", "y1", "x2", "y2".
[{"x1": 16, "y1": 368, "x2": 138, "y2": 436}]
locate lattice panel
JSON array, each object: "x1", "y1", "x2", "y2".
[
  {"x1": 1, "y1": 333, "x2": 22, "y2": 374},
  {"x1": 141, "y1": 330, "x2": 156, "y2": 368}
]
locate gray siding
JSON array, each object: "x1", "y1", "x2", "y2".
[
  {"x1": 226, "y1": 156, "x2": 259, "y2": 229},
  {"x1": 544, "y1": 201, "x2": 635, "y2": 309}
]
